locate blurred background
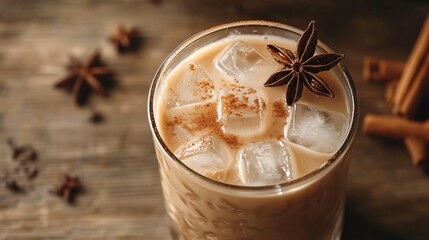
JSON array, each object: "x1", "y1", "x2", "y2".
[{"x1": 0, "y1": 0, "x2": 428, "y2": 239}]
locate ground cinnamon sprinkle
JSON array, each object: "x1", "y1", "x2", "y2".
[
  {"x1": 221, "y1": 94, "x2": 243, "y2": 116},
  {"x1": 191, "y1": 107, "x2": 219, "y2": 132},
  {"x1": 167, "y1": 101, "x2": 241, "y2": 148},
  {"x1": 196, "y1": 105, "x2": 240, "y2": 148},
  {"x1": 247, "y1": 88, "x2": 257, "y2": 94},
  {"x1": 189, "y1": 63, "x2": 195, "y2": 71},
  {"x1": 167, "y1": 115, "x2": 182, "y2": 126},
  {"x1": 220, "y1": 86, "x2": 263, "y2": 117},
  {"x1": 167, "y1": 84, "x2": 276, "y2": 149},
  {"x1": 273, "y1": 100, "x2": 288, "y2": 118},
  {"x1": 194, "y1": 79, "x2": 215, "y2": 100},
  {"x1": 166, "y1": 115, "x2": 184, "y2": 136},
  {"x1": 220, "y1": 133, "x2": 239, "y2": 147}
]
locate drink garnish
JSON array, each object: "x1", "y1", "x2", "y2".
[{"x1": 264, "y1": 21, "x2": 344, "y2": 105}]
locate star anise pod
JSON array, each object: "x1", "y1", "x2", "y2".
[
  {"x1": 109, "y1": 25, "x2": 142, "y2": 53},
  {"x1": 6, "y1": 138, "x2": 37, "y2": 162},
  {"x1": 55, "y1": 51, "x2": 116, "y2": 106},
  {"x1": 4, "y1": 176, "x2": 23, "y2": 193},
  {"x1": 54, "y1": 174, "x2": 82, "y2": 204},
  {"x1": 264, "y1": 21, "x2": 344, "y2": 106}
]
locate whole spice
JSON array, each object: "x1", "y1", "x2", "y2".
[
  {"x1": 362, "y1": 15, "x2": 429, "y2": 167},
  {"x1": 363, "y1": 115, "x2": 429, "y2": 142},
  {"x1": 54, "y1": 174, "x2": 82, "y2": 204},
  {"x1": 2, "y1": 138, "x2": 40, "y2": 192},
  {"x1": 4, "y1": 176, "x2": 22, "y2": 193},
  {"x1": 55, "y1": 51, "x2": 116, "y2": 106},
  {"x1": 363, "y1": 57, "x2": 404, "y2": 82},
  {"x1": 109, "y1": 25, "x2": 142, "y2": 53},
  {"x1": 6, "y1": 138, "x2": 37, "y2": 162},
  {"x1": 264, "y1": 21, "x2": 344, "y2": 105},
  {"x1": 405, "y1": 137, "x2": 428, "y2": 166},
  {"x1": 362, "y1": 56, "x2": 429, "y2": 167},
  {"x1": 392, "y1": 15, "x2": 429, "y2": 113},
  {"x1": 399, "y1": 54, "x2": 429, "y2": 118}
]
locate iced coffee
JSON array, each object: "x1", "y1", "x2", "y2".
[{"x1": 149, "y1": 21, "x2": 358, "y2": 240}]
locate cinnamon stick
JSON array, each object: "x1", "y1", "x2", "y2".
[
  {"x1": 362, "y1": 55, "x2": 428, "y2": 165},
  {"x1": 398, "y1": 53, "x2": 429, "y2": 118},
  {"x1": 385, "y1": 79, "x2": 398, "y2": 104},
  {"x1": 393, "y1": 14, "x2": 429, "y2": 113},
  {"x1": 405, "y1": 137, "x2": 428, "y2": 166},
  {"x1": 404, "y1": 138, "x2": 428, "y2": 166},
  {"x1": 395, "y1": 26, "x2": 429, "y2": 166},
  {"x1": 391, "y1": 15, "x2": 429, "y2": 166},
  {"x1": 363, "y1": 57, "x2": 405, "y2": 82},
  {"x1": 363, "y1": 16, "x2": 429, "y2": 167},
  {"x1": 363, "y1": 114, "x2": 429, "y2": 142}
]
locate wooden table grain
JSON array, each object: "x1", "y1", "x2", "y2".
[{"x1": 0, "y1": 0, "x2": 428, "y2": 239}]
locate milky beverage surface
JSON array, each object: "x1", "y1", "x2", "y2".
[{"x1": 156, "y1": 34, "x2": 349, "y2": 186}]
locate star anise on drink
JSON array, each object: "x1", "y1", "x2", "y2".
[
  {"x1": 264, "y1": 21, "x2": 345, "y2": 106},
  {"x1": 109, "y1": 25, "x2": 142, "y2": 53},
  {"x1": 54, "y1": 174, "x2": 82, "y2": 204},
  {"x1": 55, "y1": 51, "x2": 116, "y2": 106}
]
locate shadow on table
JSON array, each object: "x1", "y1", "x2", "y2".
[{"x1": 342, "y1": 204, "x2": 404, "y2": 240}]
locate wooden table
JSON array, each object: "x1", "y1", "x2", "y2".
[{"x1": 0, "y1": 0, "x2": 428, "y2": 239}]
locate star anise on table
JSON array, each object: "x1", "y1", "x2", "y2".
[
  {"x1": 55, "y1": 51, "x2": 116, "y2": 106},
  {"x1": 264, "y1": 21, "x2": 345, "y2": 106},
  {"x1": 2, "y1": 138, "x2": 39, "y2": 192},
  {"x1": 6, "y1": 138, "x2": 37, "y2": 163},
  {"x1": 4, "y1": 176, "x2": 23, "y2": 193},
  {"x1": 109, "y1": 25, "x2": 142, "y2": 53},
  {"x1": 54, "y1": 174, "x2": 82, "y2": 204}
]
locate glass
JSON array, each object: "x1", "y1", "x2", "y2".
[{"x1": 148, "y1": 20, "x2": 358, "y2": 240}]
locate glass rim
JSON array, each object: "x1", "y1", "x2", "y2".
[{"x1": 148, "y1": 20, "x2": 359, "y2": 191}]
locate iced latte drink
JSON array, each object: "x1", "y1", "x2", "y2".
[{"x1": 148, "y1": 21, "x2": 358, "y2": 240}]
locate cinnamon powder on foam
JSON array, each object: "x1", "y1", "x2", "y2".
[
  {"x1": 273, "y1": 100, "x2": 288, "y2": 118},
  {"x1": 166, "y1": 64, "x2": 288, "y2": 149},
  {"x1": 166, "y1": 101, "x2": 240, "y2": 148}
]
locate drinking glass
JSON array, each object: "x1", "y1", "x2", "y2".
[{"x1": 148, "y1": 20, "x2": 358, "y2": 240}]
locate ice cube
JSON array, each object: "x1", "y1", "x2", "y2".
[
  {"x1": 236, "y1": 140, "x2": 293, "y2": 186},
  {"x1": 217, "y1": 85, "x2": 266, "y2": 137},
  {"x1": 286, "y1": 103, "x2": 347, "y2": 153},
  {"x1": 174, "y1": 135, "x2": 230, "y2": 176},
  {"x1": 215, "y1": 41, "x2": 276, "y2": 86},
  {"x1": 166, "y1": 63, "x2": 215, "y2": 108}
]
